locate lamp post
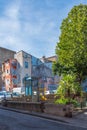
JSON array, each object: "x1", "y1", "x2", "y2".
[
  {"x1": 31, "y1": 76, "x2": 41, "y2": 102},
  {"x1": 37, "y1": 79, "x2": 39, "y2": 102},
  {"x1": 86, "y1": 88, "x2": 87, "y2": 107},
  {"x1": 32, "y1": 76, "x2": 40, "y2": 102},
  {"x1": 37, "y1": 76, "x2": 47, "y2": 101}
]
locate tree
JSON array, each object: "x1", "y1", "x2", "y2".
[
  {"x1": 53, "y1": 4, "x2": 87, "y2": 84},
  {"x1": 55, "y1": 74, "x2": 81, "y2": 105}
]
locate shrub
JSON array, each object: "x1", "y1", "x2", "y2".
[{"x1": 55, "y1": 98, "x2": 69, "y2": 105}]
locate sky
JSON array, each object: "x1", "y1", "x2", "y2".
[{"x1": 0, "y1": 0, "x2": 87, "y2": 58}]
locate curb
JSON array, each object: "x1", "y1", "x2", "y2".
[
  {"x1": 0, "y1": 106, "x2": 87, "y2": 129},
  {"x1": 73, "y1": 108, "x2": 87, "y2": 117},
  {"x1": 0, "y1": 106, "x2": 68, "y2": 123}
]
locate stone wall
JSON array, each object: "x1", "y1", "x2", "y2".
[
  {"x1": 44, "y1": 103, "x2": 72, "y2": 117},
  {"x1": 3, "y1": 101, "x2": 42, "y2": 112},
  {"x1": 2, "y1": 101, "x2": 73, "y2": 117}
]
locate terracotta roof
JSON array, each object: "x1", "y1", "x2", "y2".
[{"x1": 46, "y1": 56, "x2": 57, "y2": 62}]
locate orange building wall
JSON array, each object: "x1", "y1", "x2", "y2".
[{"x1": 3, "y1": 59, "x2": 17, "y2": 92}]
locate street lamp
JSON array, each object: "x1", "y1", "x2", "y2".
[
  {"x1": 37, "y1": 79, "x2": 39, "y2": 102},
  {"x1": 31, "y1": 77, "x2": 40, "y2": 102}
]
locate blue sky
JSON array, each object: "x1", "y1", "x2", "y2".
[{"x1": 0, "y1": 0, "x2": 87, "y2": 58}]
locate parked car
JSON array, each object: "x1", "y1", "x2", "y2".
[
  {"x1": 0, "y1": 91, "x2": 12, "y2": 101},
  {"x1": 5, "y1": 92, "x2": 12, "y2": 99},
  {"x1": 12, "y1": 92, "x2": 20, "y2": 97},
  {"x1": 0, "y1": 92, "x2": 5, "y2": 102}
]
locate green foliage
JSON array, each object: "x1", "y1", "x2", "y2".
[
  {"x1": 70, "y1": 99, "x2": 79, "y2": 107},
  {"x1": 55, "y1": 98, "x2": 69, "y2": 105},
  {"x1": 53, "y1": 4, "x2": 87, "y2": 83},
  {"x1": 56, "y1": 74, "x2": 81, "y2": 96},
  {"x1": 55, "y1": 74, "x2": 82, "y2": 105},
  {"x1": 55, "y1": 98, "x2": 78, "y2": 107}
]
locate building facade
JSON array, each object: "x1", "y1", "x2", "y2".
[
  {"x1": 14, "y1": 50, "x2": 32, "y2": 93},
  {"x1": 31, "y1": 55, "x2": 59, "y2": 95},
  {"x1": 0, "y1": 47, "x2": 16, "y2": 90},
  {"x1": 2, "y1": 59, "x2": 17, "y2": 91},
  {"x1": 1, "y1": 49, "x2": 59, "y2": 95}
]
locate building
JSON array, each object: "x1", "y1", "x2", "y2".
[
  {"x1": 14, "y1": 50, "x2": 32, "y2": 93},
  {"x1": 2, "y1": 49, "x2": 59, "y2": 95},
  {"x1": 31, "y1": 55, "x2": 59, "y2": 95},
  {"x1": 14, "y1": 53, "x2": 58, "y2": 95},
  {"x1": 2, "y1": 59, "x2": 17, "y2": 91},
  {"x1": 0, "y1": 47, "x2": 16, "y2": 90}
]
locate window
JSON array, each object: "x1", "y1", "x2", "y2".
[
  {"x1": 18, "y1": 74, "x2": 21, "y2": 83},
  {"x1": 11, "y1": 69, "x2": 16, "y2": 75},
  {"x1": 25, "y1": 61, "x2": 28, "y2": 68},
  {"x1": 12, "y1": 79, "x2": 17, "y2": 84},
  {"x1": 26, "y1": 74, "x2": 28, "y2": 77},
  {"x1": 6, "y1": 79, "x2": 10, "y2": 85},
  {"x1": 6, "y1": 69, "x2": 9, "y2": 74},
  {"x1": 18, "y1": 63, "x2": 20, "y2": 68}
]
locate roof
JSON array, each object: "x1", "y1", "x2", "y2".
[
  {"x1": 46, "y1": 56, "x2": 57, "y2": 62},
  {"x1": 40, "y1": 55, "x2": 57, "y2": 62},
  {"x1": 0, "y1": 47, "x2": 16, "y2": 53}
]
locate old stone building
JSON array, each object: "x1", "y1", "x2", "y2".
[
  {"x1": 14, "y1": 50, "x2": 32, "y2": 93},
  {"x1": 0, "y1": 47, "x2": 16, "y2": 90}
]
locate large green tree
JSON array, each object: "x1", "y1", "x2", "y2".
[{"x1": 53, "y1": 4, "x2": 87, "y2": 84}]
